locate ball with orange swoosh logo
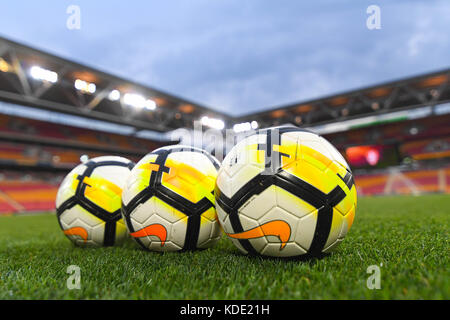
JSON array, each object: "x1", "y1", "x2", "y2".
[
  {"x1": 121, "y1": 146, "x2": 222, "y2": 252},
  {"x1": 215, "y1": 127, "x2": 357, "y2": 258},
  {"x1": 56, "y1": 156, "x2": 134, "y2": 247}
]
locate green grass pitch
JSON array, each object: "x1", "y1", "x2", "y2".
[{"x1": 0, "y1": 194, "x2": 448, "y2": 299}]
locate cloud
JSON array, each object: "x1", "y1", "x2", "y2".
[{"x1": 0, "y1": 0, "x2": 449, "y2": 115}]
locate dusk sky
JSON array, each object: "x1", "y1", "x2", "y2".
[{"x1": 1, "y1": 0, "x2": 449, "y2": 115}]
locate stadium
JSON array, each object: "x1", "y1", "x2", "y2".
[{"x1": 0, "y1": 2, "x2": 449, "y2": 302}]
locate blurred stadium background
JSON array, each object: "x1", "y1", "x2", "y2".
[{"x1": 0, "y1": 36, "x2": 449, "y2": 215}]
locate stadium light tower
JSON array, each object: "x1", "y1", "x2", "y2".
[
  {"x1": 123, "y1": 93, "x2": 157, "y2": 111},
  {"x1": 30, "y1": 66, "x2": 58, "y2": 83},
  {"x1": 201, "y1": 116, "x2": 225, "y2": 130},
  {"x1": 108, "y1": 89, "x2": 121, "y2": 101},
  {"x1": 233, "y1": 120, "x2": 258, "y2": 133},
  {"x1": 144, "y1": 99, "x2": 157, "y2": 111},
  {"x1": 74, "y1": 79, "x2": 96, "y2": 94},
  {"x1": 0, "y1": 58, "x2": 11, "y2": 73}
]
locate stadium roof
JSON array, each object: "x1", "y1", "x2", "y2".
[
  {"x1": 0, "y1": 36, "x2": 449, "y2": 134},
  {"x1": 235, "y1": 68, "x2": 450, "y2": 131},
  {"x1": 0, "y1": 36, "x2": 231, "y2": 132}
]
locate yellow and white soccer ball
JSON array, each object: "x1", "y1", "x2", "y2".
[
  {"x1": 121, "y1": 145, "x2": 222, "y2": 251},
  {"x1": 56, "y1": 156, "x2": 134, "y2": 247},
  {"x1": 215, "y1": 127, "x2": 357, "y2": 258}
]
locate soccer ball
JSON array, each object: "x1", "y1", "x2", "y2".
[
  {"x1": 121, "y1": 145, "x2": 222, "y2": 252},
  {"x1": 215, "y1": 127, "x2": 357, "y2": 258},
  {"x1": 56, "y1": 156, "x2": 134, "y2": 247}
]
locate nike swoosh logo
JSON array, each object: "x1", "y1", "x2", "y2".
[
  {"x1": 64, "y1": 227, "x2": 88, "y2": 243},
  {"x1": 130, "y1": 224, "x2": 167, "y2": 246},
  {"x1": 226, "y1": 220, "x2": 291, "y2": 250}
]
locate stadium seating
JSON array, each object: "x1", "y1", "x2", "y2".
[
  {"x1": 1, "y1": 109, "x2": 449, "y2": 215},
  {"x1": 355, "y1": 166, "x2": 450, "y2": 196},
  {"x1": 0, "y1": 111, "x2": 169, "y2": 214},
  {"x1": 0, "y1": 114, "x2": 162, "y2": 153},
  {"x1": 0, "y1": 143, "x2": 38, "y2": 166},
  {"x1": 0, "y1": 171, "x2": 61, "y2": 214},
  {"x1": 400, "y1": 137, "x2": 450, "y2": 160},
  {"x1": 0, "y1": 195, "x2": 16, "y2": 215},
  {"x1": 0, "y1": 141, "x2": 141, "y2": 168},
  {"x1": 326, "y1": 114, "x2": 450, "y2": 150}
]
